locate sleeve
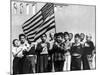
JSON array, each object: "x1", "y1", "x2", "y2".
[
  {"x1": 47, "y1": 42, "x2": 53, "y2": 55},
  {"x1": 51, "y1": 43, "x2": 57, "y2": 54},
  {"x1": 25, "y1": 42, "x2": 31, "y2": 52},
  {"x1": 53, "y1": 43, "x2": 65, "y2": 53},
  {"x1": 68, "y1": 42, "x2": 72, "y2": 52},
  {"x1": 90, "y1": 42, "x2": 95, "y2": 51},
  {"x1": 64, "y1": 43, "x2": 71, "y2": 53},
  {"x1": 46, "y1": 42, "x2": 50, "y2": 52},
  {"x1": 70, "y1": 43, "x2": 74, "y2": 55},
  {"x1": 35, "y1": 43, "x2": 43, "y2": 54},
  {"x1": 89, "y1": 41, "x2": 95, "y2": 55},
  {"x1": 17, "y1": 49, "x2": 24, "y2": 57},
  {"x1": 28, "y1": 44, "x2": 36, "y2": 55},
  {"x1": 21, "y1": 42, "x2": 31, "y2": 55},
  {"x1": 12, "y1": 47, "x2": 16, "y2": 57},
  {"x1": 49, "y1": 42, "x2": 53, "y2": 50},
  {"x1": 13, "y1": 47, "x2": 24, "y2": 57}
]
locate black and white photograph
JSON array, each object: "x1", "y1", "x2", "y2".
[{"x1": 11, "y1": 0, "x2": 96, "y2": 75}]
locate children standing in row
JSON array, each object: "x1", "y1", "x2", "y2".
[{"x1": 12, "y1": 32, "x2": 95, "y2": 74}]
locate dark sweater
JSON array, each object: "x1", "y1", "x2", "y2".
[
  {"x1": 71, "y1": 43, "x2": 83, "y2": 57},
  {"x1": 83, "y1": 41, "x2": 95, "y2": 55}
]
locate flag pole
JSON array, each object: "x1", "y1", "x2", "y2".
[
  {"x1": 54, "y1": 4, "x2": 57, "y2": 33},
  {"x1": 51, "y1": 4, "x2": 57, "y2": 72}
]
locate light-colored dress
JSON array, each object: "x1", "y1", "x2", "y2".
[{"x1": 63, "y1": 41, "x2": 72, "y2": 71}]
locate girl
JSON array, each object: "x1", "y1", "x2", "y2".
[
  {"x1": 82, "y1": 34, "x2": 95, "y2": 70},
  {"x1": 63, "y1": 32, "x2": 72, "y2": 71},
  {"x1": 70, "y1": 34, "x2": 83, "y2": 70}
]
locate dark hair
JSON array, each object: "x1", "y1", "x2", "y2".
[
  {"x1": 69, "y1": 33, "x2": 73, "y2": 41},
  {"x1": 57, "y1": 32, "x2": 64, "y2": 38},
  {"x1": 19, "y1": 34, "x2": 26, "y2": 40},
  {"x1": 54, "y1": 33, "x2": 58, "y2": 38},
  {"x1": 75, "y1": 33, "x2": 80, "y2": 38},
  {"x1": 80, "y1": 33, "x2": 85, "y2": 41},
  {"x1": 64, "y1": 32, "x2": 69, "y2": 36},
  {"x1": 13, "y1": 39, "x2": 18, "y2": 47},
  {"x1": 69, "y1": 33, "x2": 73, "y2": 36},
  {"x1": 80, "y1": 33, "x2": 85, "y2": 37}
]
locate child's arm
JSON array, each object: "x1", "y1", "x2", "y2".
[{"x1": 12, "y1": 47, "x2": 23, "y2": 57}]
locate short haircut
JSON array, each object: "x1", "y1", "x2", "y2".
[
  {"x1": 86, "y1": 34, "x2": 92, "y2": 39},
  {"x1": 80, "y1": 33, "x2": 85, "y2": 37},
  {"x1": 13, "y1": 39, "x2": 18, "y2": 47},
  {"x1": 57, "y1": 32, "x2": 64, "y2": 38},
  {"x1": 69, "y1": 33, "x2": 73, "y2": 36},
  {"x1": 54, "y1": 33, "x2": 57, "y2": 38},
  {"x1": 75, "y1": 33, "x2": 81, "y2": 38},
  {"x1": 19, "y1": 34, "x2": 26, "y2": 40},
  {"x1": 64, "y1": 32, "x2": 69, "y2": 36}
]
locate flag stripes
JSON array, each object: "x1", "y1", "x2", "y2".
[
  {"x1": 22, "y1": 3, "x2": 56, "y2": 42},
  {"x1": 27, "y1": 14, "x2": 55, "y2": 38},
  {"x1": 30, "y1": 24, "x2": 55, "y2": 42},
  {"x1": 24, "y1": 20, "x2": 43, "y2": 35},
  {"x1": 23, "y1": 11, "x2": 41, "y2": 27},
  {"x1": 23, "y1": 15, "x2": 43, "y2": 30},
  {"x1": 24, "y1": 18, "x2": 43, "y2": 33},
  {"x1": 23, "y1": 12, "x2": 43, "y2": 30}
]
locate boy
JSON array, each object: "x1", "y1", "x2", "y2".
[
  {"x1": 36, "y1": 34, "x2": 50, "y2": 73},
  {"x1": 25, "y1": 42, "x2": 37, "y2": 73},
  {"x1": 18, "y1": 34, "x2": 31, "y2": 74},
  {"x1": 52, "y1": 32, "x2": 65, "y2": 72}
]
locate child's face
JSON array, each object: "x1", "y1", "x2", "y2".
[
  {"x1": 20, "y1": 36, "x2": 26, "y2": 43},
  {"x1": 64, "y1": 34, "x2": 69, "y2": 41},
  {"x1": 41, "y1": 35, "x2": 47, "y2": 42},
  {"x1": 69, "y1": 33, "x2": 73, "y2": 40},
  {"x1": 15, "y1": 40, "x2": 20, "y2": 47},
  {"x1": 80, "y1": 33, "x2": 85, "y2": 41},
  {"x1": 75, "y1": 37, "x2": 80, "y2": 43},
  {"x1": 57, "y1": 36, "x2": 63, "y2": 43},
  {"x1": 86, "y1": 36, "x2": 91, "y2": 41}
]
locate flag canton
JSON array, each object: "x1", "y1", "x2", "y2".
[{"x1": 41, "y1": 3, "x2": 54, "y2": 20}]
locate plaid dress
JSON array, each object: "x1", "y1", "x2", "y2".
[
  {"x1": 52, "y1": 42, "x2": 65, "y2": 71},
  {"x1": 53, "y1": 42, "x2": 65, "y2": 61}
]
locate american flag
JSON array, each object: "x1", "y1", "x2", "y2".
[{"x1": 22, "y1": 3, "x2": 56, "y2": 42}]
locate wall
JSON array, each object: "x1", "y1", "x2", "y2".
[{"x1": 11, "y1": 1, "x2": 95, "y2": 44}]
